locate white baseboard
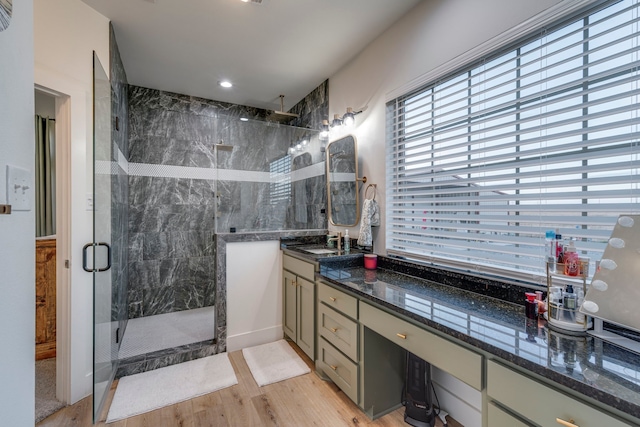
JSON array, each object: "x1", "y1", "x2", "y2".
[{"x1": 227, "y1": 326, "x2": 284, "y2": 352}]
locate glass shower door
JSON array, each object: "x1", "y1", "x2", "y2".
[{"x1": 92, "y1": 52, "x2": 116, "y2": 423}]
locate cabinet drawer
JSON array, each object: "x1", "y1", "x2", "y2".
[
  {"x1": 318, "y1": 303, "x2": 358, "y2": 361},
  {"x1": 318, "y1": 282, "x2": 358, "y2": 319},
  {"x1": 487, "y1": 360, "x2": 631, "y2": 427},
  {"x1": 318, "y1": 336, "x2": 358, "y2": 404},
  {"x1": 360, "y1": 302, "x2": 482, "y2": 390},
  {"x1": 488, "y1": 402, "x2": 531, "y2": 427},
  {"x1": 283, "y1": 254, "x2": 315, "y2": 281}
]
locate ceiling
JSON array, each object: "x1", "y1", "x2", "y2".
[{"x1": 81, "y1": 0, "x2": 422, "y2": 112}]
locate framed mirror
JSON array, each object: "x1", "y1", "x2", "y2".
[{"x1": 326, "y1": 135, "x2": 362, "y2": 227}]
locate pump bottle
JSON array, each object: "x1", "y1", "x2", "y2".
[{"x1": 344, "y1": 229, "x2": 350, "y2": 253}]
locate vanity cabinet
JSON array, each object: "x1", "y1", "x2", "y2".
[
  {"x1": 282, "y1": 254, "x2": 315, "y2": 360},
  {"x1": 487, "y1": 403, "x2": 530, "y2": 427},
  {"x1": 316, "y1": 282, "x2": 360, "y2": 404},
  {"x1": 487, "y1": 360, "x2": 633, "y2": 427},
  {"x1": 360, "y1": 302, "x2": 483, "y2": 391}
]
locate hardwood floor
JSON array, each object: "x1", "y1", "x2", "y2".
[{"x1": 36, "y1": 342, "x2": 461, "y2": 427}]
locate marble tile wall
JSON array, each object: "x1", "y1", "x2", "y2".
[
  {"x1": 110, "y1": 24, "x2": 129, "y2": 338},
  {"x1": 289, "y1": 79, "x2": 328, "y2": 131},
  {"x1": 127, "y1": 84, "x2": 328, "y2": 319}
]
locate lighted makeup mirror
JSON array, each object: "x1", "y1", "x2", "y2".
[{"x1": 580, "y1": 215, "x2": 640, "y2": 353}]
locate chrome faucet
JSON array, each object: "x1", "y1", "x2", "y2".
[{"x1": 327, "y1": 231, "x2": 343, "y2": 251}]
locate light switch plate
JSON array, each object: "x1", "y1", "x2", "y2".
[{"x1": 6, "y1": 165, "x2": 32, "y2": 211}]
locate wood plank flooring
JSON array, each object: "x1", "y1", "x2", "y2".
[{"x1": 37, "y1": 341, "x2": 461, "y2": 427}]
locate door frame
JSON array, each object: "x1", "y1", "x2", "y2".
[{"x1": 35, "y1": 84, "x2": 72, "y2": 404}]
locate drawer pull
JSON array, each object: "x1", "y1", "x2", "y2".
[
  {"x1": 556, "y1": 418, "x2": 578, "y2": 427},
  {"x1": 396, "y1": 333, "x2": 407, "y2": 340},
  {"x1": 292, "y1": 280, "x2": 297, "y2": 287},
  {"x1": 330, "y1": 327, "x2": 338, "y2": 333},
  {"x1": 330, "y1": 365, "x2": 338, "y2": 371},
  {"x1": 329, "y1": 296, "x2": 337, "y2": 302}
]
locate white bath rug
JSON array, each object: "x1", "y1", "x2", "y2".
[
  {"x1": 242, "y1": 339, "x2": 311, "y2": 387},
  {"x1": 106, "y1": 353, "x2": 237, "y2": 423}
]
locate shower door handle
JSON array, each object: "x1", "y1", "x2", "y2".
[{"x1": 82, "y1": 242, "x2": 112, "y2": 272}]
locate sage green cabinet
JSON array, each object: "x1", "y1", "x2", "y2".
[
  {"x1": 487, "y1": 360, "x2": 633, "y2": 427},
  {"x1": 487, "y1": 403, "x2": 531, "y2": 427},
  {"x1": 360, "y1": 302, "x2": 482, "y2": 390},
  {"x1": 316, "y1": 282, "x2": 361, "y2": 405},
  {"x1": 282, "y1": 254, "x2": 315, "y2": 360}
]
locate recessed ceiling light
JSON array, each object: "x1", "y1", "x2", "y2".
[{"x1": 219, "y1": 80, "x2": 233, "y2": 88}]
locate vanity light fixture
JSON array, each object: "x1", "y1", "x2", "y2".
[
  {"x1": 324, "y1": 107, "x2": 365, "y2": 133},
  {"x1": 330, "y1": 114, "x2": 343, "y2": 128},
  {"x1": 342, "y1": 107, "x2": 356, "y2": 127},
  {"x1": 320, "y1": 120, "x2": 330, "y2": 140},
  {"x1": 219, "y1": 80, "x2": 233, "y2": 88}
]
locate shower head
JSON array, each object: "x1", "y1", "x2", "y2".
[
  {"x1": 266, "y1": 95, "x2": 299, "y2": 124},
  {"x1": 214, "y1": 141, "x2": 233, "y2": 151}
]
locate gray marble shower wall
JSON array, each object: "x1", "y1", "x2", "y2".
[
  {"x1": 127, "y1": 84, "x2": 328, "y2": 318},
  {"x1": 110, "y1": 24, "x2": 129, "y2": 335}
]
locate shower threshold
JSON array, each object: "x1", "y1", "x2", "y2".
[{"x1": 118, "y1": 306, "x2": 216, "y2": 360}]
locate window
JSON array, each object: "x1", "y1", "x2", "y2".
[
  {"x1": 386, "y1": 0, "x2": 640, "y2": 284},
  {"x1": 269, "y1": 155, "x2": 291, "y2": 205}
]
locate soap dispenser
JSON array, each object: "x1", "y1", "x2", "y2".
[{"x1": 344, "y1": 229, "x2": 350, "y2": 253}]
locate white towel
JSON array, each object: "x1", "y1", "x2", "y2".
[{"x1": 357, "y1": 198, "x2": 379, "y2": 247}]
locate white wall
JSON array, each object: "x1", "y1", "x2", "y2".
[
  {"x1": 34, "y1": 0, "x2": 110, "y2": 404},
  {"x1": 226, "y1": 241, "x2": 284, "y2": 351},
  {"x1": 328, "y1": 0, "x2": 564, "y2": 423},
  {"x1": 329, "y1": 0, "x2": 563, "y2": 251},
  {"x1": 0, "y1": 1, "x2": 35, "y2": 424}
]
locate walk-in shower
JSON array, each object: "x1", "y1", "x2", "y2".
[{"x1": 117, "y1": 90, "x2": 324, "y2": 377}]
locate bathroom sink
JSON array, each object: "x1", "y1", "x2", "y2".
[{"x1": 303, "y1": 248, "x2": 337, "y2": 255}]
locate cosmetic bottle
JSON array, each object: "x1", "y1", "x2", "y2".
[
  {"x1": 344, "y1": 229, "x2": 350, "y2": 253},
  {"x1": 546, "y1": 230, "x2": 556, "y2": 271},
  {"x1": 575, "y1": 289, "x2": 585, "y2": 324},
  {"x1": 549, "y1": 286, "x2": 562, "y2": 320},
  {"x1": 563, "y1": 284, "x2": 577, "y2": 321},
  {"x1": 525, "y1": 292, "x2": 538, "y2": 319},
  {"x1": 563, "y1": 240, "x2": 579, "y2": 276},
  {"x1": 556, "y1": 231, "x2": 564, "y2": 265}
]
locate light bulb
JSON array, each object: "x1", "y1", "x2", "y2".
[
  {"x1": 343, "y1": 107, "x2": 355, "y2": 127},
  {"x1": 331, "y1": 114, "x2": 343, "y2": 128},
  {"x1": 320, "y1": 120, "x2": 330, "y2": 140}
]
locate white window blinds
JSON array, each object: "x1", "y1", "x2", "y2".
[{"x1": 386, "y1": 0, "x2": 640, "y2": 284}]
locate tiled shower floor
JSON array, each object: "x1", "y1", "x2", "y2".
[{"x1": 118, "y1": 307, "x2": 216, "y2": 359}]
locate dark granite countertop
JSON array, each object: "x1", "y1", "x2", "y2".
[
  {"x1": 317, "y1": 257, "x2": 640, "y2": 421},
  {"x1": 280, "y1": 236, "x2": 368, "y2": 264}
]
